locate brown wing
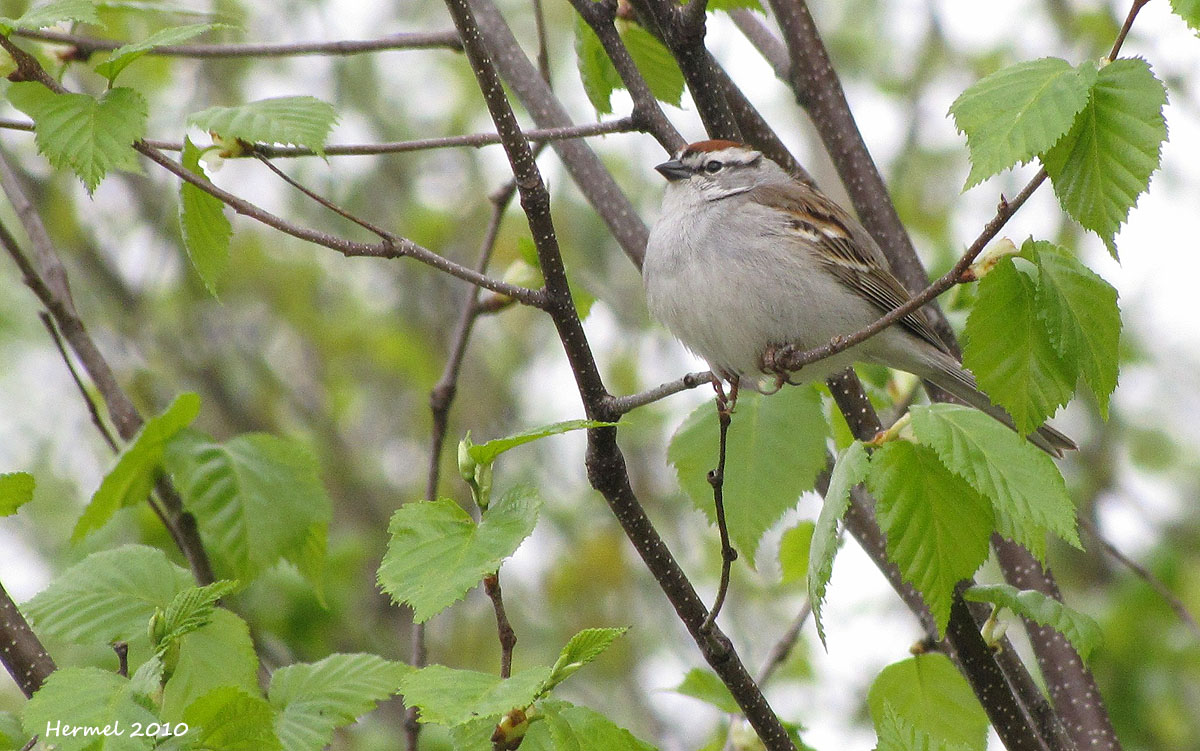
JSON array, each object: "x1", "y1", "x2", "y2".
[{"x1": 748, "y1": 182, "x2": 949, "y2": 353}]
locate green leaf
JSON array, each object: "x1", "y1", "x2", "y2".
[
  {"x1": 546, "y1": 627, "x2": 628, "y2": 689},
  {"x1": 398, "y1": 665, "x2": 552, "y2": 727},
  {"x1": 1171, "y1": 0, "x2": 1200, "y2": 31},
  {"x1": 94, "y1": 23, "x2": 221, "y2": 82},
  {"x1": 164, "y1": 431, "x2": 332, "y2": 583},
  {"x1": 179, "y1": 136, "x2": 232, "y2": 296},
  {"x1": 964, "y1": 584, "x2": 1103, "y2": 660},
  {"x1": 867, "y1": 442, "x2": 993, "y2": 636},
  {"x1": 161, "y1": 609, "x2": 261, "y2": 722},
  {"x1": 7, "y1": 83, "x2": 146, "y2": 193},
  {"x1": 668, "y1": 387, "x2": 829, "y2": 566},
  {"x1": 1024, "y1": 240, "x2": 1121, "y2": 418},
  {"x1": 669, "y1": 668, "x2": 739, "y2": 714},
  {"x1": 962, "y1": 257, "x2": 1075, "y2": 434},
  {"x1": 22, "y1": 668, "x2": 157, "y2": 751},
  {"x1": 867, "y1": 655, "x2": 989, "y2": 751},
  {"x1": 622, "y1": 25, "x2": 685, "y2": 108},
  {"x1": 152, "y1": 579, "x2": 239, "y2": 653},
  {"x1": 22, "y1": 544, "x2": 193, "y2": 643},
  {"x1": 874, "y1": 703, "x2": 973, "y2": 751},
  {"x1": 269, "y1": 654, "x2": 412, "y2": 751},
  {"x1": 950, "y1": 58, "x2": 1098, "y2": 189},
  {"x1": 0, "y1": 0, "x2": 98, "y2": 34},
  {"x1": 809, "y1": 441, "x2": 869, "y2": 646},
  {"x1": 377, "y1": 487, "x2": 541, "y2": 622},
  {"x1": 0, "y1": 472, "x2": 34, "y2": 516},
  {"x1": 707, "y1": 0, "x2": 764, "y2": 12},
  {"x1": 182, "y1": 686, "x2": 282, "y2": 751},
  {"x1": 525, "y1": 700, "x2": 658, "y2": 751},
  {"x1": 909, "y1": 404, "x2": 1080, "y2": 560},
  {"x1": 188, "y1": 96, "x2": 338, "y2": 156},
  {"x1": 574, "y1": 16, "x2": 621, "y2": 115},
  {"x1": 1043, "y1": 58, "x2": 1168, "y2": 256},
  {"x1": 779, "y1": 521, "x2": 814, "y2": 585},
  {"x1": 71, "y1": 392, "x2": 200, "y2": 541},
  {"x1": 465, "y1": 419, "x2": 613, "y2": 466}
]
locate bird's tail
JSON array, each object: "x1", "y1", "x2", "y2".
[{"x1": 918, "y1": 353, "x2": 1077, "y2": 457}]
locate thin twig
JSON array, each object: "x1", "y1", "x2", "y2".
[
  {"x1": 253, "y1": 153, "x2": 390, "y2": 237},
  {"x1": 483, "y1": 574, "x2": 517, "y2": 678},
  {"x1": 530, "y1": 0, "x2": 551, "y2": 83},
  {"x1": 1109, "y1": 0, "x2": 1151, "y2": 61},
  {"x1": 605, "y1": 370, "x2": 711, "y2": 414},
  {"x1": 1080, "y1": 517, "x2": 1200, "y2": 638},
  {"x1": 702, "y1": 379, "x2": 739, "y2": 633},
  {"x1": 37, "y1": 312, "x2": 119, "y2": 452},
  {"x1": 771, "y1": 171, "x2": 1045, "y2": 374},
  {"x1": 755, "y1": 600, "x2": 812, "y2": 686},
  {"x1": 14, "y1": 28, "x2": 463, "y2": 57}
]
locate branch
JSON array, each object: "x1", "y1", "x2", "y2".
[
  {"x1": 445, "y1": 1, "x2": 797, "y2": 747},
  {"x1": 468, "y1": 0, "x2": 650, "y2": 267},
  {"x1": 771, "y1": 172, "x2": 1044, "y2": 374},
  {"x1": 15, "y1": 28, "x2": 463, "y2": 57},
  {"x1": 606, "y1": 370, "x2": 711, "y2": 414},
  {"x1": 483, "y1": 574, "x2": 517, "y2": 678},
  {"x1": 0, "y1": 579, "x2": 56, "y2": 697},
  {"x1": 569, "y1": 0, "x2": 683, "y2": 152}
]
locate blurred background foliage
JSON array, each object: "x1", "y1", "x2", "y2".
[{"x1": 0, "y1": 0, "x2": 1197, "y2": 749}]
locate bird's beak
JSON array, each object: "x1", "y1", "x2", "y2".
[{"x1": 655, "y1": 159, "x2": 690, "y2": 181}]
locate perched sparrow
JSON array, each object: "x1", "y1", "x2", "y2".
[{"x1": 643, "y1": 139, "x2": 1074, "y2": 456}]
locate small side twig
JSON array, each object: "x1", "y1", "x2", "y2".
[
  {"x1": 755, "y1": 599, "x2": 812, "y2": 686},
  {"x1": 1080, "y1": 517, "x2": 1200, "y2": 638},
  {"x1": 702, "y1": 377, "x2": 739, "y2": 633},
  {"x1": 112, "y1": 642, "x2": 129, "y2": 678},
  {"x1": 605, "y1": 370, "x2": 711, "y2": 415},
  {"x1": 15, "y1": 28, "x2": 463, "y2": 57},
  {"x1": 37, "y1": 312, "x2": 118, "y2": 452},
  {"x1": 253, "y1": 153, "x2": 390, "y2": 238},
  {"x1": 484, "y1": 574, "x2": 517, "y2": 678}
]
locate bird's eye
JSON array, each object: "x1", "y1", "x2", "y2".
[{"x1": 704, "y1": 160, "x2": 723, "y2": 173}]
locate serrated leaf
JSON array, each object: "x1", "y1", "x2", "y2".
[
  {"x1": 22, "y1": 668, "x2": 157, "y2": 751},
  {"x1": 22, "y1": 544, "x2": 193, "y2": 643},
  {"x1": 0, "y1": 472, "x2": 34, "y2": 516},
  {"x1": 179, "y1": 136, "x2": 232, "y2": 296},
  {"x1": 779, "y1": 521, "x2": 814, "y2": 585},
  {"x1": 548, "y1": 627, "x2": 628, "y2": 687},
  {"x1": 622, "y1": 25, "x2": 685, "y2": 108},
  {"x1": 377, "y1": 487, "x2": 541, "y2": 622},
  {"x1": 7, "y1": 83, "x2": 146, "y2": 193},
  {"x1": 965, "y1": 584, "x2": 1103, "y2": 660},
  {"x1": 71, "y1": 392, "x2": 200, "y2": 541},
  {"x1": 398, "y1": 665, "x2": 551, "y2": 727},
  {"x1": 525, "y1": 700, "x2": 658, "y2": 751},
  {"x1": 868, "y1": 655, "x2": 988, "y2": 751},
  {"x1": 669, "y1": 387, "x2": 829, "y2": 567},
  {"x1": 874, "y1": 702, "x2": 974, "y2": 751},
  {"x1": 809, "y1": 441, "x2": 868, "y2": 646},
  {"x1": 161, "y1": 609, "x2": 260, "y2": 722},
  {"x1": 153, "y1": 579, "x2": 239, "y2": 652},
  {"x1": 188, "y1": 96, "x2": 337, "y2": 156},
  {"x1": 950, "y1": 58, "x2": 1097, "y2": 188},
  {"x1": 164, "y1": 430, "x2": 332, "y2": 583},
  {"x1": 1043, "y1": 58, "x2": 1167, "y2": 256},
  {"x1": 575, "y1": 16, "x2": 621, "y2": 115},
  {"x1": 95, "y1": 23, "x2": 222, "y2": 82},
  {"x1": 1024, "y1": 240, "x2": 1121, "y2": 418},
  {"x1": 963, "y1": 258, "x2": 1075, "y2": 435},
  {"x1": 183, "y1": 686, "x2": 281, "y2": 751},
  {"x1": 670, "y1": 668, "x2": 739, "y2": 714},
  {"x1": 867, "y1": 442, "x2": 993, "y2": 636},
  {"x1": 269, "y1": 654, "x2": 412, "y2": 751},
  {"x1": 465, "y1": 419, "x2": 613, "y2": 466},
  {"x1": 0, "y1": 0, "x2": 98, "y2": 34},
  {"x1": 909, "y1": 404, "x2": 1080, "y2": 560},
  {"x1": 1171, "y1": 0, "x2": 1200, "y2": 31}
]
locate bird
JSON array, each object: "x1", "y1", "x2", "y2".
[{"x1": 642, "y1": 139, "x2": 1074, "y2": 456}]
